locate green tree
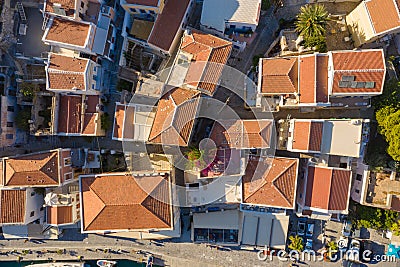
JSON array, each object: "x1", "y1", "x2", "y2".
[
  {"x1": 373, "y1": 79, "x2": 400, "y2": 110},
  {"x1": 376, "y1": 107, "x2": 400, "y2": 161},
  {"x1": 295, "y1": 4, "x2": 329, "y2": 49},
  {"x1": 327, "y1": 241, "x2": 338, "y2": 251},
  {"x1": 19, "y1": 82, "x2": 40, "y2": 99},
  {"x1": 288, "y1": 235, "x2": 304, "y2": 252},
  {"x1": 15, "y1": 108, "x2": 31, "y2": 131},
  {"x1": 100, "y1": 113, "x2": 111, "y2": 132}
]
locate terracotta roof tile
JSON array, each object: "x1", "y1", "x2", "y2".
[
  {"x1": 45, "y1": 18, "x2": 90, "y2": 47},
  {"x1": 57, "y1": 95, "x2": 101, "y2": 135},
  {"x1": 46, "y1": 206, "x2": 73, "y2": 225},
  {"x1": 58, "y1": 95, "x2": 82, "y2": 134},
  {"x1": 299, "y1": 55, "x2": 316, "y2": 104},
  {"x1": 149, "y1": 88, "x2": 200, "y2": 146},
  {"x1": 261, "y1": 57, "x2": 298, "y2": 94},
  {"x1": 316, "y1": 55, "x2": 329, "y2": 103},
  {"x1": 113, "y1": 104, "x2": 136, "y2": 140},
  {"x1": 292, "y1": 121, "x2": 323, "y2": 152},
  {"x1": 48, "y1": 72, "x2": 86, "y2": 91},
  {"x1": 210, "y1": 119, "x2": 272, "y2": 149},
  {"x1": 182, "y1": 31, "x2": 232, "y2": 95},
  {"x1": 45, "y1": 0, "x2": 76, "y2": 16},
  {"x1": 3, "y1": 151, "x2": 60, "y2": 186},
  {"x1": 331, "y1": 50, "x2": 385, "y2": 94},
  {"x1": 113, "y1": 104, "x2": 127, "y2": 139},
  {"x1": 365, "y1": 0, "x2": 400, "y2": 34},
  {"x1": 80, "y1": 173, "x2": 172, "y2": 231},
  {"x1": 0, "y1": 189, "x2": 26, "y2": 224},
  {"x1": 243, "y1": 157, "x2": 298, "y2": 208},
  {"x1": 47, "y1": 54, "x2": 89, "y2": 91},
  {"x1": 148, "y1": 0, "x2": 191, "y2": 52},
  {"x1": 48, "y1": 54, "x2": 89, "y2": 72},
  {"x1": 82, "y1": 114, "x2": 98, "y2": 135},
  {"x1": 305, "y1": 166, "x2": 351, "y2": 211}
]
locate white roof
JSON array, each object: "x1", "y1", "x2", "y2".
[
  {"x1": 186, "y1": 175, "x2": 242, "y2": 205},
  {"x1": 241, "y1": 213, "x2": 289, "y2": 249},
  {"x1": 200, "y1": 0, "x2": 261, "y2": 32},
  {"x1": 321, "y1": 119, "x2": 363, "y2": 157},
  {"x1": 193, "y1": 209, "x2": 240, "y2": 229}
]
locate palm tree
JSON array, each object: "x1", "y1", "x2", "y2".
[
  {"x1": 295, "y1": 4, "x2": 329, "y2": 40},
  {"x1": 288, "y1": 235, "x2": 304, "y2": 252}
]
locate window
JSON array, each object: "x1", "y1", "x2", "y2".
[
  {"x1": 355, "y1": 189, "x2": 360, "y2": 194},
  {"x1": 356, "y1": 174, "x2": 362, "y2": 181},
  {"x1": 93, "y1": 66, "x2": 97, "y2": 72},
  {"x1": 30, "y1": 191, "x2": 36, "y2": 197},
  {"x1": 30, "y1": 211, "x2": 35, "y2": 217},
  {"x1": 64, "y1": 173, "x2": 73, "y2": 181},
  {"x1": 6, "y1": 134, "x2": 13, "y2": 140},
  {"x1": 64, "y1": 157, "x2": 72, "y2": 166},
  {"x1": 80, "y1": 2, "x2": 84, "y2": 8},
  {"x1": 129, "y1": 8, "x2": 138, "y2": 13},
  {"x1": 139, "y1": 9, "x2": 146, "y2": 13},
  {"x1": 40, "y1": 207, "x2": 44, "y2": 211},
  {"x1": 149, "y1": 10, "x2": 155, "y2": 14},
  {"x1": 6, "y1": 122, "x2": 13, "y2": 127},
  {"x1": 7, "y1": 106, "x2": 14, "y2": 112}
]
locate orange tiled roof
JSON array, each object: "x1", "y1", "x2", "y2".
[
  {"x1": 113, "y1": 104, "x2": 136, "y2": 140},
  {"x1": 304, "y1": 166, "x2": 351, "y2": 211},
  {"x1": 57, "y1": 95, "x2": 100, "y2": 135},
  {"x1": 243, "y1": 157, "x2": 298, "y2": 208},
  {"x1": 45, "y1": 0, "x2": 76, "y2": 16},
  {"x1": 148, "y1": 88, "x2": 200, "y2": 146},
  {"x1": 210, "y1": 119, "x2": 273, "y2": 149},
  {"x1": 331, "y1": 50, "x2": 385, "y2": 94},
  {"x1": 148, "y1": 0, "x2": 191, "y2": 52},
  {"x1": 182, "y1": 30, "x2": 232, "y2": 95},
  {"x1": 80, "y1": 173, "x2": 172, "y2": 231},
  {"x1": 292, "y1": 120, "x2": 323, "y2": 152},
  {"x1": 46, "y1": 206, "x2": 73, "y2": 225},
  {"x1": 299, "y1": 55, "x2": 316, "y2": 104},
  {"x1": 365, "y1": 0, "x2": 400, "y2": 34},
  {"x1": 315, "y1": 54, "x2": 329, "y2": 103},
  {"x1": 3, "y1": 151, "x2": 60, "y2": 186},
  {"x1": 48, "y1": 54, "x2": 89, "y2": 72},
  {"x1": 0, "y1": 189, "x2": 26, "y2": 224},
  {"x1": 261, "y1": 57, "x2": 298, "y2": 94},
  {"x1": 45, "y1": 18, "x2": 90, "y2": 47},
  {"x1": 47, "y1": 54, "x2": 88, "y2": 91}
]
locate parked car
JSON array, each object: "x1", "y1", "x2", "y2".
[
  {"x1": 342, "y1": 220, "x2": 352, "y2": 237},
  {"x1": 297, "y1": 221, "x2": 306, "y2": 236},
  {"x1": 306, "y1": 223, "x2": 314, "y2": 238}
]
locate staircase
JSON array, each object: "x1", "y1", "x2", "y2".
[{"x1": 16, "y1": 2, "x2": 26, "y2": 23}]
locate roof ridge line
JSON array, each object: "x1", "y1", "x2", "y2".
[{"x1": 272, "y1": 160, "x2": 296, "y2": 206}]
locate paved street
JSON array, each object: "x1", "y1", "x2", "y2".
[{"x1": 0, "y1": 233, "x2": 398, "y2": 267}]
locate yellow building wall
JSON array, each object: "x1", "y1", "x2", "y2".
[{"x1": 346, "y1": 2, "x2": 376, "y2": 47}]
